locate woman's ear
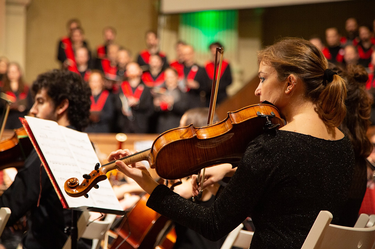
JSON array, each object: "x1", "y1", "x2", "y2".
[
  {"x1": 285, "y1": 74, "x2": 297, "y2": 94},
  {"x1": 56, "y1": 99, "x2": 69, "y2": 115}
]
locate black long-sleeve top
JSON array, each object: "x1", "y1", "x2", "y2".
[{"x1": 147, "y1": 129, "x2": 356, "y2": 249}]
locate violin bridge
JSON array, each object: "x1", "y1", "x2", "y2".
[{"x1": 256, "y1": 111, "x2": 280, "y2": 130}]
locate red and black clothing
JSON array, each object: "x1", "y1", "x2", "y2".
[
  {"x1": 136, "y1": 50, "x2": 168, "y2": 71},
  {"x1": 182, "y1": 64, "x2": 210, "y2": 109},
  {"x1": 356, "y1": 41, "x2": 375, "y2": 69},
  {"x1": 141, "y1": 71, "x2": 165, "y2": 88},
  {"x1": 153, "y1": 87, "x2": 189, "y2": 134},
  {"x1": 366, "y1": 71, "x2": 375, "y2": 90},
  {"x1": 85, "y1": 90, "x2": 115, "y2": 133},
  {"x1": 1, "y1": 86, "x2": 33, "y2": 129},
  {"x1": 96, "y1": 44, "x2": 107, "y2": 59},
  {"x1": 56, "y1": 37, "x2": 91, "y2": 70},
  {"x1": 340, "y1": 36, "x2": 359, "y2": 47},
  {"x1": 205, "y1": 59, "x2": 233, "y2": 104},
  {"x1": 170, "y1": 60, "x2": 185, "y2": 81},
  {"x1": 117, "y1": 81, "x2": 154, "y2": 133},
  {"x1": 97, "y1": 59, "x2": 118, "y2": 80},
  {"x1": 322, "y1": 46, "x2": 344, "y2": 64}
]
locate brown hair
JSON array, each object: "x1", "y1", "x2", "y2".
[
  {"x1": 182, "y1": 108, "x2": 219, "y2": 127},
  {"x1": 2, "y1": 62, "x2": 27, "y2": 93},
  {"x1": 257, "y1": 37, "x2": 347, "y2": 128},
  {"x1": 333, "y1": 63, "x2": 373, "y2": 158}
]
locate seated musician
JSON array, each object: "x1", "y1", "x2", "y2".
[
  {"x1": 0, "y1": 70, "x2": 92, "y2": 248},
  {"x1": 109, "y1": 38, "x2": 359, "y2": 248}
]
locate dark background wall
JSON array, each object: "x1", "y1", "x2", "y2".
[{"x1": 261, "y1": 1, "x2": 375, "y2": 46}]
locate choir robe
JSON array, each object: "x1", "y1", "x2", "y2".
[
  {"x1": 136, "y1": 50, "x2": 168, "y2": 71},
  {"x1": 205, "y1": 59, "x2": 233, "y2": 104},
  {"x1": 85, "y1": 90, "x2": 115, "y2": 133},
  {"x1": 117, "y1": 81, "x2": 154, "y2": 133},
  {"x1": 182, "y1": 64, "x2": 210, "y2": 109}
]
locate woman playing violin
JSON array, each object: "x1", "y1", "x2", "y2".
[{"x1": 108, "y1": 38, "x2": 354, "y2": 248}]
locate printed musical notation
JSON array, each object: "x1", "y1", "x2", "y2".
[{"x1": 24, "y1": 116, "x2": 123, "y2": 214}]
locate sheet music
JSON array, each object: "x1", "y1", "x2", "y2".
[{"x1": 25, "y1": 116, "x2": 123, "y2": 213}]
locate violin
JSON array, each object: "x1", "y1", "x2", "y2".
[
  {"x1": 64, "y1": 102, "x2": 285, "y2": 198},
  {"x1": 0, "y1": 127, "x2": 33, "y2": 170}
]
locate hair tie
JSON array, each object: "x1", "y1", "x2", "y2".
[{"x1": 323, "y1": 69, "x2": 337, "y2": 86}]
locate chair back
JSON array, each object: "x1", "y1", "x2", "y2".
[
  {"x1": 220, "y1": 223, "x2": 254, "y2": 249},
  {"x1": 0, "y1": 207, "x2": 11, "y2": 236},
  {"x1": 81, "y1": 214, "x2": 117, "y2": 249},
  {"x1": 302, "y1": 211, "x2": 375, "y2": 249}
]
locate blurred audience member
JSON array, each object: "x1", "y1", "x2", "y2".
[
  {"x1": 97, "y1": 43, "x2": 119, "y2": 80},
  {"x1": 96, "y1": 26, "x2": 117, "y2": 60},
  {"x1": 343, "y1": 44, "x2": 359, "y2": 67},
  {"x1": 366, "y1": 51, "x2": 375, "y2": 90},
  {"x1": 170, "y1": 40, "x2": 187, "y2": 83},
  {"x1": 74, "y1": 47, "x2": 93, "y2": 82},
  {"x1": 309, "y1": 36, "x2": 325, "y2": 51},
  {"x1": 57, "y1": 19, "x2": 90, "y2": 70},
  {"x1": 205, "y1": 42, "x2": 233, "y2": 104},
  {"x1": 0, "y1": 56, "x2": 9, "y2": 86},
  {"x1": 116, "y1": 48, "x2": 132, "y2": 82},
  {"x1": 341, "y1": 17, "x2": 359, "y2": 46},
  {"x1": 356, "y1": 25, "x2": 375, "y2": 69},
  {"x1": 142, "y1": 54, "x2": 165, "y2": 89},
  {"x1": 136, "y1": 31, "x2": 168, "y2": 72},
  {"x1": 324, "y1": 27, "x2": 345, "y2": 64},
  {"x1": 85, "y1": 71, "x2": 114, "y2": 133},
  {"x1": 1, "y1": 62, "x2": 33, "y2": 129},
  {"x1": 153, "y1": 67, "x2": 189, "y2": 133},
  {"x1": 117, "y1": 62, "x2": 154, "y2": 133},
  {"x1": 181, "y1": 45, "x2": 210, "y2": 108}
]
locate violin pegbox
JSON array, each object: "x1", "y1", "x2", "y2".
[
  {"x1": 64, "y1": 162, "x2": 106, "y2": 198},
  {"x1": 257, "y1": 111, "x2": 280, "y2": 130}
]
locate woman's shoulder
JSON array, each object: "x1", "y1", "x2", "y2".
[{"x1": 248, "y1": 128, "x2": 351, "y2": 154}]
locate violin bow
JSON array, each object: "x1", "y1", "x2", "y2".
[
  {"x1": 195, "y1": 47, "x2": 224, "y2": 201},
  {"x1": 0, "y1": 93, "x2": 13, "y2": 140}
]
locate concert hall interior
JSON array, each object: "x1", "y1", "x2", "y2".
[{"x1": 1, "y1": 0, "x2": 375, "y2": 248}]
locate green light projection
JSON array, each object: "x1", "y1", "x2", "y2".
[{"x1": 180, "y1": 10, "x2": 238, "y2": 53}]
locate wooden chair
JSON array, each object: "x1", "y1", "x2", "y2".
[
  {"x1": 0, "y1": 207, "x2": 11, "y2": 236},
  {"x1": 301, "y1": 211, "x2": 375, "y2": 249},
  {"x1": 220, "y1": 223, "x2": 254, "y2": 249}
]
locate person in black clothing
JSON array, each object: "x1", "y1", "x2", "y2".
[
  {"x1": 330, "y1": 63, "x2": 373, "y2": 226},
  {"x1": 181, "y1": 45, "x2": 210, "y2": 108},
  {"x1": 356, "y1": 25, "x2": 375, "y2": 69},
  {"x1": 341, "y1": 17, "x2": 359, "y2": 46},
  {"x1": 109, "y1": 38, "x2": 356, "y2": 249},
  {"x1": 57, "y1": 21, "x2": 90, "y2": 70},
  {"x1": 85, "y1": 70, "x2": 115, "y2": 133},
  {"x1": 153, "y1": 67, "x2": 189, "y2": 134},
  {"x1": 117, "y1": 62, "x2": 154, "y2": 133},
  {"x1": 75, "y1": 46, "x2": 94, "y2": 82},
  {"x1": 325, "y1": 27, "x2": 345, "y2": 65},
  {"x1": 0, "y1": 62, "x2": 33, "y2": 129},
  {"x1": 136, "y1": 31, "x2": 168, "y2": 72},
  {"x1": 205, "y1": 42, "x2": 233, "y2": 104},
  {"x1": 96, "y1": 26, "x2": 117, "y2": 60},
  {"x1": 0, "y1": 69, "x2": 92, "y2": 249}
]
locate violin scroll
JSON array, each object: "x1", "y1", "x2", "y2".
[
  {"x1": 64, "y1": 165, "x2": 107, "y2": 198},
  {"x1": 64, "y1": 150, "x2": 151, "y2": 198}
]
